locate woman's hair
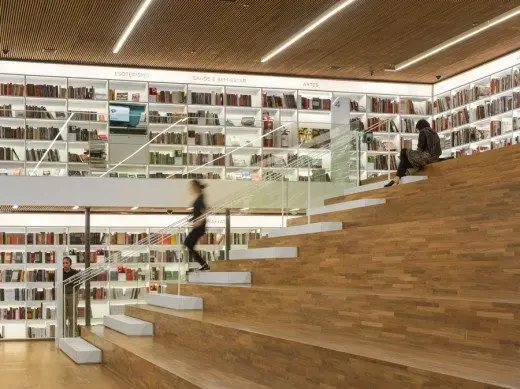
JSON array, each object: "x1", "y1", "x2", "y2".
[
  {"x1": 191, "y1": 180, "x2": 206, "y2": 191},
  {"x1": 63, "y1": 256, "x2": 72, "y2": 264},
  {"x1": 416, "y1": 119, "x2": 431, "y2": 131}
]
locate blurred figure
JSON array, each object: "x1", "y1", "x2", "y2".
[
  {"x1": 184, "y1": 180, "x2": 210, "y2": 271},
  {"x1": 63, "y1": 256, "x2": 80, "y2": 337}
]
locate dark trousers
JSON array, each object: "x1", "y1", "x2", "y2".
[
  {"x1": 397, "y1": 149, "x2": 413, "y2": 178},
  {"x1": 184, "y1": 225, "x2": 207, "y2": 266}
]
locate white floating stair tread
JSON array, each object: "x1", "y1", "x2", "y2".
[
  {"x1": 229, "y1": 247, "x2": 297, "y2": 260},
  {"x1": 188, "y1": 271, "x2": 251, "y2": 284},
  {"x1": 269, "y1": 222, "x2": 343, "y2": 238},
  {"x1": 343, "y1": 176, "x2": 428, "y2": 195},
  {"x1": 308, "y1": 198, "x2": 386, "y2": 216},
  {"x1": 103, "y1": 315, "x2": 153, "y2": 336},
  {"x1": 59, "y1": 337, "x2": 102, "y2": 364},
  {"x1": 148, "y1": 293, "x2": 203, "y2": 310}
]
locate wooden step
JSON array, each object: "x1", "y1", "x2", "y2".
[
  {"x1": 307, "y1": 198, "x2": 385, "y2": 216},
  {"x1": 103, "y1": 315, "x2": 153, "y2": 336},
  {"x1": 288, "y1": 177, "x2": 520, "y2": 227},
  {"x1": 58, "y1": 337, "x2": 102, "y2": 364},
  {"x1": 146, "y1": 293, "x2": 202, "y2": 310},
  {"x1": 82, "y1": 326, "x2": 296, "y2": 389},
  {"x1": 343, "y1": 175, "x2": 427, "y2": 196},
  {"x1": 217, "y1": 215, "x2": 520, "y2": 294},
  {"x1": 173, "y1": 284, "x2": 520, "y2": 364},
  {"x1": 268, "y1": 222, "x2": 343, "y2": 238},
  {"x1": 125, "y1": 304, "x2": 520, "y2": 389},
  {"x1": 187, "y1": 271, "x2": 251, "y2": 284},
  {"x1": 229, "y1": 246, "x2": 297, "y2": 260}
]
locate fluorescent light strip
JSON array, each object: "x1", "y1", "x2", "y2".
[
  {"x1": 261, "y1": 0, "x2": 357, "y2": 63},
  {"x1": 395, "y1": 5, "x2": 520, "y2": 71},
  {"x1": 113, "y1": 0, "x2": 154, "y2": 53},
  {"x1": 99, "y1": 116, "x2": 187, "y2": 178},
  {"x1": 30, "y1": 113, "x2": 74, "y2": 176}
]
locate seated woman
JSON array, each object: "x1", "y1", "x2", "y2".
[{"x1": 385, "y1": 119, "x2": 441, "y2": 187}]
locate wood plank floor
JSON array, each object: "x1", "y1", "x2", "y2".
[{"x1": 0, "y1": 341, "x2": 128, "y2": 389}]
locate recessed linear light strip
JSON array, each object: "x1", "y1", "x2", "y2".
[
  {"x1": 394, "y1": 5, "x2": 520, "y2": 71},
  {"x1": 113, "y1": 0, "x2": 154, "y2": 53},
  {"x1": 99, "y1": 116, "x2": 188, "y2": 178},
  {"x1": 261, "y1": 0, "x2": 357, "y2": 63},
  {"x1": 30, "y1": 113, "x2": 75, "y2": 176}
]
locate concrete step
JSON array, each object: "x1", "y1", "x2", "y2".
[
  {"x1": 58, "y1": 337, "x2": 102, "y2": 364},
  {"x1": 268, "y1": 222, "x2": 342, "y2": 238},
  {"x1": 147, "y1": 293, "x2": 203, "y2": 310},
  {"x1": 229, "y1": 247, "x2": 298, "y2": 260},
  {"x1": 188, "y1": 271, "x2": 251, "y2": 284},
  {"x1": 343, "y1": 176, "x2": 427, "y2": 196},
  {"x1": 103, "y1": 314, "x2": 153, "y2": 336},
  {"x1": 307, "y1": 198, "x2": 385, "y2": 216}
]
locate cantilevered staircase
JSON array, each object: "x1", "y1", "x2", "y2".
[{"x1": 78, "y1": 145, "x2": 519, "y2": 388}]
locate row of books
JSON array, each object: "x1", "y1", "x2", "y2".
[
  {"x1": 370, "y1": 97, "x2": 398, "y2": 114},
  {"x1": 26, "y1": 270, "x2": 56, "y2": 282},
  {"x1": 26, "y1": 126, "x2": 62, "y2": 140},
  {"x1": 27, "y1": 251, "x2": 57, "y2": 264},
  {"x1": 0, "y1": 83, "x2": 24, "y2": 96},
  {"x1": 0, "y1": 147, "x2": 20, "y2": 161},
  {"x1": 231, "y1": 232, "x2": 261, "y2": 245},
  {"x1": 0, "y1": 288, "x2": 25, "y2": 301},
  {"x1": 108, "y1": 252, "x2": 148, "y2": 263},
  {"x1": 300, "y1": 97, "x2": 331, "y2": 111},
  {"x1": 226, "y1": 94, "x2": 252, "y2": 107},
  {"x1": 490, "y1": 74, "x2": 512, "y2": 94},
  {"x1": 69, "y1": 232, "x2": 108, "y2": 245},
  {"x1": 451, "y1": 108, "x2": 470, "y2": 128},
  {"x1": 0, "y1": 126, "x2": 24, "y2": 139},
  {"x1": 149, "y1": 151, "x2": 184, "y2": 165},
  {"x1": 149, "y1": 89, "x2": 186, "y2": 104},
  {"x1": 0, "y1": 233, "x2": 25, "y2": 245},
  {"x1": 68, "y1": 126, "x2": 100, "y2": 141},
  {"x1": 110, "y1": 232, "x2": 149, "y2": 245},
  {"x1": 27, "y1": 324, "x2": 55, "y2": 339},
  {"x1": 108, "y1": 89, "x2": 142, "y2": 102},
  {"x1": 150, "y1": 250, "x2": 179, "y2": 263},
  {"x1": 187, "y1": 131, "x2": 225, "y2": 146},
  {"x1": 190, "y1": 92, "x2": 220, "y2": 105},
  {"x1": 150, "y1": 131, "x2": 185, "y2": 145},
  {"x1": 451, "y1": 127, "x2": 486, "y2": 147},
  {"x1": 399, "y1": 99, "x2": 432, "y2": 115},
  {"x1": 151, "y1": 172, "x2": 221, "y2": 180},
  {"x1": 149, "y1": 233, "x2": 187, "y2": 245},
  {"x1": 262, "y1": 93, "x2": 297, "y2": 109},
  {"x1": 68, "y1": 250, "x2": 106, "y2": 264},
  {"x1": 188, "y1": 152, "x2": 225, "y2": 166},
  {"x1": 0, "y1": 252, "x2": 24, "y2": 264},
  {"x1": 25, "y1": 148, "x2": 60, "y2": 162},
  {"x1": 68, "y1": 152, "x2": 88, "y2": 163},
  {"x1": 27, "y1": 287, "x2": 55, "y2": 301},
  {"x1": 148, "y1": 111, "x2": 185, "y2": 124},
  {"x1": 27, "y1": 232, "x2": 67, "y2": 245},
  {"x1": 474, "y1": 97, "x2": 513, "y2": 121},
  {"x1": 67, "y1": 86, "x2": 96, "y2": 100},
  {"x1": 0, "y1": 104, "x2": 18, "y2": 118},
  {"x1": 187, "y1": 111, "x2": 221, "y2": 125},
  {"x1": 366, "y1": 155, "x2": 397, "y2": 170},
  {"x1": 26, "y1": 84, "x2": 67, "y2": 98},
  {"x1": 367, "y1": 118, "x2": 399, "y2": 132}
]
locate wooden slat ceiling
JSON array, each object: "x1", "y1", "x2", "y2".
[{"x1": 0, "y1": 0, "x2": 520, "y2": 83}]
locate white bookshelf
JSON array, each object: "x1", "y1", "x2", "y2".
[
  {"x1": 432, "y1": 65, "x2": 520, "y2": 158},
  {"x1": 0, "y1": 74, "x2": 420, "y2": 183},
  {"x1": 0, "y1": 224, "x2": 274, "y2": 340}
]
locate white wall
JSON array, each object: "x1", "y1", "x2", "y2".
[
  {"x1": 434, "y1": 48, "x2": 520, "y2": 95},
  {"x1": 0, "y1": 176, "x2": 346, "y2": 210},
  {"x1": 0, "y1": 60, "x2": 431, "y2": 97}
]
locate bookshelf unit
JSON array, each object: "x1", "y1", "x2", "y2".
[
  {"x1": 432, "y1": 65, "x2": 520, "y2": 158},
  {"x1": 0, "y1": 70, "x2": 430, "y2": 183},
  {"x1": 0, "y1": 224, "x2": 275, "y2": 340},
  {"x1": 348, "y1": 93, "x2": 433, "y2": 181}
]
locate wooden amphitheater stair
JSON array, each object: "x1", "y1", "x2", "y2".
[{"x1": 80, "y1": 145, "x2": 520, "y2": 388}]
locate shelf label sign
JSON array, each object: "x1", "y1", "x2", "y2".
[{"x1": 192, "y1": 74, "x2": 248, "y2": 85}]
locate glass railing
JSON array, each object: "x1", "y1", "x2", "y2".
[{"x1": 55, "y1": 120, "x2": 365, "y2": 338}]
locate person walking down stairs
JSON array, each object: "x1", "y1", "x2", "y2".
[
  {"x1": 184, "y1": 180, "x2": 210, "y2": 271},
  {"x1": 385, "y1": 119, "x2": 442, "y2": 187}
]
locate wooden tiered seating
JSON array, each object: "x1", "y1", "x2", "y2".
[{"x1": 82, "y1": 144, "x2": 520, "y2": 388}]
